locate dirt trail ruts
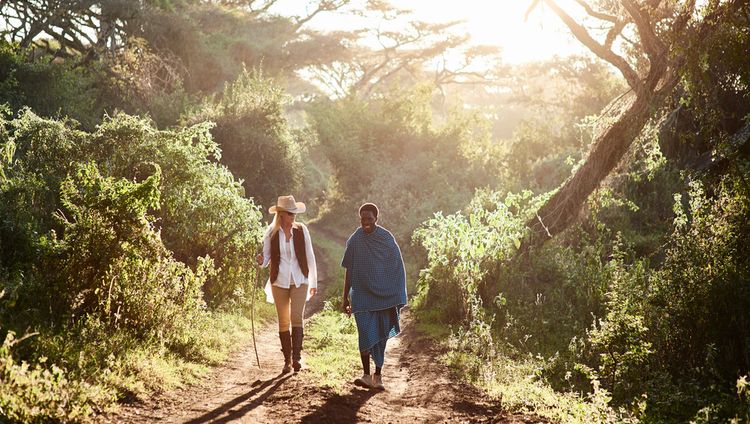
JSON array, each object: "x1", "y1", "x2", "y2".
[{"x1": 99, "y1": 225, "x2": 543, "y2": 423}]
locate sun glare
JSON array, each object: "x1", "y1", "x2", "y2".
[
  {"x1": 400, "y1": 0, "x2": 584, "y2": 64},
  {"x1": 273, "y1": 0, "x2": 585, "y2": 64}
]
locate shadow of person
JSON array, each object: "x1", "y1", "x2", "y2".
[
  {"x1": 299, "y1": 386, "x2": 378, "y2": 424},
  {"x1": 184, "y1": 373, "x2": 293, "y2": 424}
]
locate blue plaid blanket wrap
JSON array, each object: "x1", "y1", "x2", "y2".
[{"x1": 342, "y1": 226, "x2": 407, "y2": 367}]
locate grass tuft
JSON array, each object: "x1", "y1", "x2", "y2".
[{"x1": 303, "y1": 303, "x2": 360, "y2": 391}]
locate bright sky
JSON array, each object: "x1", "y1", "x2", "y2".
[
  {"x1": 272, "y1": 0, "x2": 586, "y2": 64},
  {"x1": 389, "y1": 0, "x2": 584, "y2": 64}
]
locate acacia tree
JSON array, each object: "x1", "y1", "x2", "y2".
[
  {"x1": 522, "y1": 0, "x2": 742, "y2": 248},
  {"x1": 302, "y1": 2, "x2": 506, "y2": 100},
  {"x1": 0, "y1": 0, "x2": 148, "y2": 63},
  {"x1": 0, "y1": 0, "x2": 356, "y2": 89}
]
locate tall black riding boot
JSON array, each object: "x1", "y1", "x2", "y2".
[
  {"x1": 279, "y1": 331, "x2": 292, "y2": 374},
  {"x1": 291, "y1": 326, "x2": 304, "y2": 372}
]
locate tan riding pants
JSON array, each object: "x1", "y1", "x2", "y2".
[{"x1": 271, "y1": 284, "x2": 307, "y2": 332}]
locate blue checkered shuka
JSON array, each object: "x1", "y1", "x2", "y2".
[{"x1": 341, "y1": 226, "x2": 407, "y2": 367}]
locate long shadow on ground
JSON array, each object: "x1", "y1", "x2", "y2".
[
  {"x1": 184, "y1": 373, "x2": 293, "y2": 424},
  {"x1": 299, "y1": 387, "x2": 378, "y2": 423}
]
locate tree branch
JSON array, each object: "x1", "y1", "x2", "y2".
[
  {"x1": 621, "y1": 0, "x2": 665, "y2": 61},
  {"x1": 671, "y1": 0, "x2": 697, "y2": 36},
  {"x1": 572, "y1": 0, "x2": 617, "y2": 22},
  {"x1": 543, "y1": 0, "x2": 641, "y2": 92},
  {"x1": 293, "y1": 0, "x2": 351, "y2": 32},
  {"x1": 604, "y1": 20, "x2": 625, "y2": 50}
]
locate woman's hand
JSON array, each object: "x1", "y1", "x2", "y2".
[
  {"x1": 255, "y1": 253, "x2": 263, "y2": 266},
  {"x1": 342, "y1": 298, "x2": 351, "y2": 317},
  {"x1": 309, "y1": 287, "x2": 317, "y2": 297}
]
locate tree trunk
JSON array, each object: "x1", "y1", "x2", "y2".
[{"x1": 523, "y1": 88, "x2": 669, "y2": 248}]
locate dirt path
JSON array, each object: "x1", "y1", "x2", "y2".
[{"x1": 100, "y1": 225, "x2": 542, "y2": 424}]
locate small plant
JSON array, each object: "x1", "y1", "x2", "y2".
[
  {"x1": 303, "y1": 304, "x2": 360, "y2": 391},
  {"x1": 0, "y1": 330, "x2": 116, "y2": 423}
]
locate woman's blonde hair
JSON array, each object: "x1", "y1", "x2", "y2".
[
  {"x1": 270, "y1": 212, "x2": 281, "y2": 236},
  {"x1": 265, "y1": 211, "x2": 298, "y2": 238}
]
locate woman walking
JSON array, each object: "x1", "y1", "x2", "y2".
[{"x1": 256, "y1": 195, "x2": 318, "y2": 373}]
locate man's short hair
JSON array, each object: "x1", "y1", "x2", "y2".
[{"x1": 358, "y1": 203, "x2": 379, "y2": 218}]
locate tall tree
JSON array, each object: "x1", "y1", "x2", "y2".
[
  {"x1": 301, "y1": 1, "x2": 505, "y2": 99},
  {"x1": 523, "y1": 0, "x2": 742, "y2": 248}
]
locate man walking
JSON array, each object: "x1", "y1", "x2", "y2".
[{"x1": 342, "y1": 203, "x2": 407, "y2": 390}]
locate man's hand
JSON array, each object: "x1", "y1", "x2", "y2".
[
  {"x1": 309, "y1": 287, "x2": 317, "y2": 297},
  {"x1": 342, "y1": 299, "x2": 352, "y2": 317}
]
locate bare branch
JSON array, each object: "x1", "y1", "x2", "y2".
[
  {"x1": 543, "y1": 0, "x2": 641, "y2": 91},
  {"x1": 524, "y1": 0, "x2": 542, "y2": 21},
  {"x1": 621, "y1": 0, "x2": 665, "y2": 61},
  {"x1": 293, "y1": 0, "x2": 351, "y2": 32},
  {"x1": 572, "y1": 0, "x2": 617, "y2": 22},
  {"x1": 604, "y1": 20, "x2": 625, "y2": 50},
  {"x1": 247, "y1": 0, "x2": 278, "y2": 14}
]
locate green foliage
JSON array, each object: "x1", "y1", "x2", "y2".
[
  {"x1": 186, "y1": 69, "x2": 302, "y2": 208},
  {"x1": 413, "y1": 189, "x2": 532, "y2": 323},
  {"x1": 585, "y1": 259, "x2": 653, "y2": 401},
  {"x1": 310, "y1": 85, "x2": 492, "y2": 243},
  {"x1": 416, "y1": 152, "x2": 750, "y2": 420},
  {"x1": 0, "y1": 41, "x2": 99, "y2": 129},
  {"x1": 677, "y1": 2, "x2": 750, "y2": 153},
  {"x1": 303, "y1": 303, "x2": 361, "y2": 391},
  {"x1": 0, "y1": 110, "x2": 270, "y2": 419},
  {"x1": 439, "y1": 336, "x2": 628, "y2": 423},
  {"x1": 87, "y1": 113, "x2": 264, "y2": 307},
  {"x1": 1, "y1": 111, "x2": 264, "y2": 310},
  {"x1": 0, "y1": 330, "x2": 116, "y2": 423},
  {"x1": 51, "y1": 163, "x2": 211, "y2": 347},
  {"x1": 648, "y1": 175, "x2": 750, "y2": 391}
]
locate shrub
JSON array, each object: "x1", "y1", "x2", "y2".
[
  {"x1": 87, "y1": 113, "x2": 264, "y2": 307},
  {"x1": 0, "y1": 41, "x2": 99, "y2": 129},
  {"x1": 0, "y1": 107, "x2": 271, "y2": 421},
  {"x1": 0, "y1": 330, "x2": 116, "y2": 423},
  {"x1": 185, "y1": 69, "x2": 302, "y2": 208},
  {"x1": 413, "y1": 189, "x2": 532, "y2": 323},
  {"x1": 51, "y1": 163, "x2": 210, "y2": 346}
]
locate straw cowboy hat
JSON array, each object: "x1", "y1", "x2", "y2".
[{"x1": 269, "y1": 195, "x2": 307, "y2": 214}]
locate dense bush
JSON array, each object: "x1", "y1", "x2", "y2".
[
  {"x1": 1, "y1": 111, "x2": 264, "y2": 312},
  {"x1": 309, "y1": 86, "x2": 492, "y2": 242},
  {"x1": 186, "y1": 69, "x2": 303, "y2": 209},
  {"x1": 415, "y1": 156, "x2": 750, "y2": 421},
  {"x1": 0, "y1": 42, "x2": 99, "y2": 129},
  {"x1": 52, "y1": 163, "x2": 211, "y2": 345},
  {"x1": 0, "y1": 110, "x2": 269, "y2": 421},
  {"x1": 87, "y1": 113, "x2": 264, "y2": 306},
  {"x1": 0, "y1": 329, "x2": 116, "y2": 423},
  {"x1": 413, "y1": 190, "x2": 531, "y2": 323}
]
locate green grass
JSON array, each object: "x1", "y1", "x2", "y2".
[
  {"x1": 410, "y1": 307, "x2": 629, "y2": 423},
  {"x1": 413, "y1": 305, "x2": 452, "y2": 340},
  {"x1": 114, "y1": 309, "x2": 277, "y2": 396},
  {"x1": 300, "y1": 227, "x2": 361, "y2": 391},
  {"x1": 313, "y1": 231, "x2": 347, "y2": 302},
  {"x1": 0, "y1": 296, "x2": 278, "y2": 423},
  {"x1": 303, "y1": 304, "x2": 361, "y2": 391},
  {"x1": 440, "y1": 348, "x2": 627, "y2": 424}
]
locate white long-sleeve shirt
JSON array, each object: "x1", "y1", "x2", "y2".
[{"x1": 261, "y1": 223, "x2": 317, "y2": 302}]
